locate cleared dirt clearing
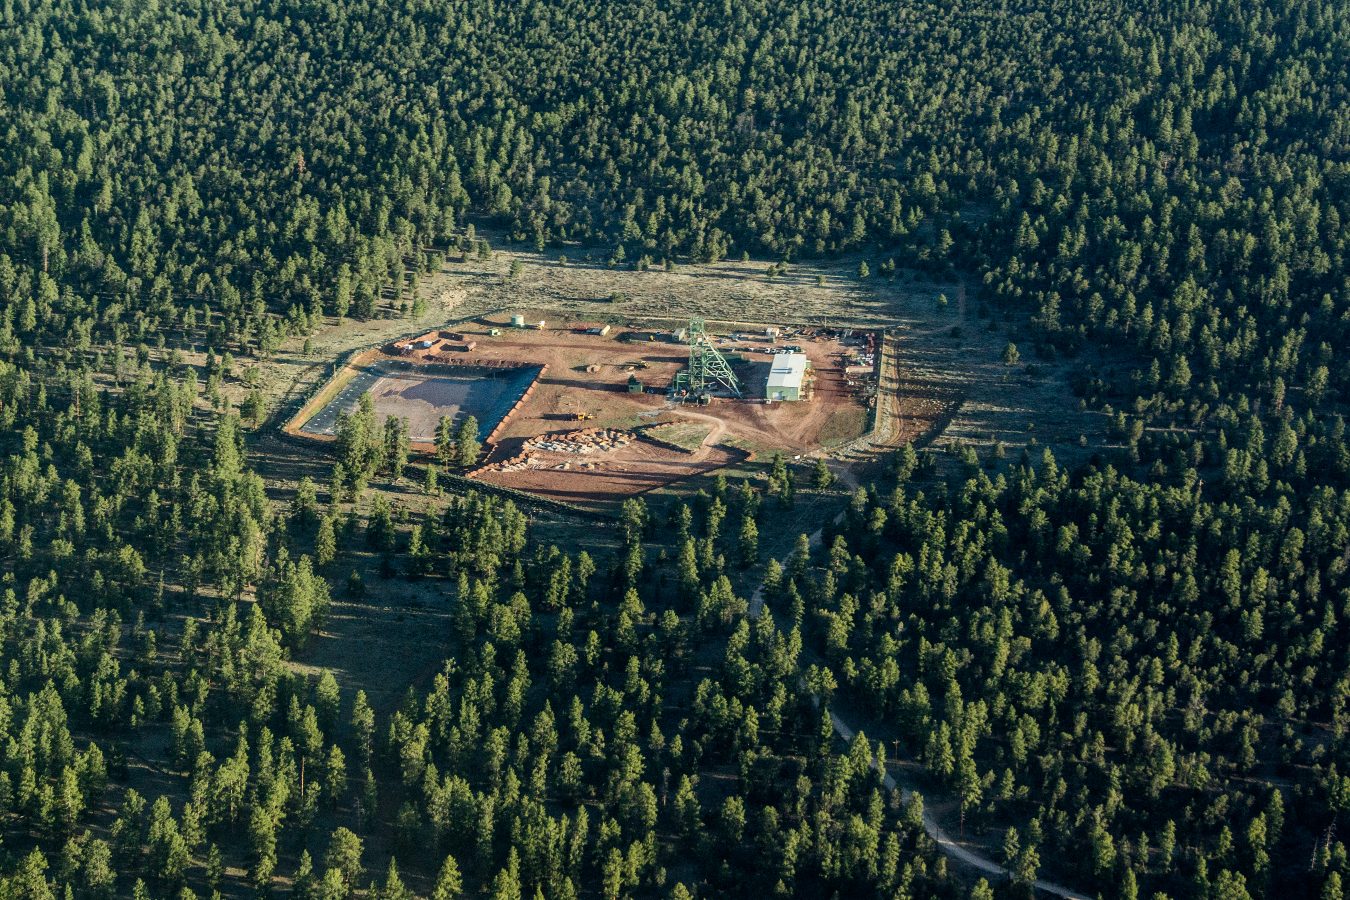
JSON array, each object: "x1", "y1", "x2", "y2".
[{"x1": 474, "y1": 434, "x2": 747, "y2": 506}]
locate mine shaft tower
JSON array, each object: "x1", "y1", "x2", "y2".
[{"x1": 671, "y1": 318, "x2": 741, "y2": 400}]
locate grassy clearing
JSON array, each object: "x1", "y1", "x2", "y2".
[
  {"x1": 642, "y1": 420, "x2": 713, "y2": 452},
  {"x1": 818, "y1": 405, "x2": 869, "y2": 446}
]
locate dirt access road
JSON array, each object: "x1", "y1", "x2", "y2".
[
  {"x1": 660, "y1": 408, "x2": 727, "y2": 457},
  {"x1": 748, "y1": 495, "x2": 1090, "y2": 899}
]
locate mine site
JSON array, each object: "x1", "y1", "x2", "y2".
[{"x1": 286, "y1": 311, "x2": 886, "y2": 506}]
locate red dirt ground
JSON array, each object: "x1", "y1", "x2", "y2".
[
  {"x1": 289, "y1": 315, "x2": 876, "y2": 503},
  {"x1": 433, "y1": 314, "x2": 871, "y2": 454},
  {"x1": 473, "y1": 436, "x2": 747, "y2": 506}
]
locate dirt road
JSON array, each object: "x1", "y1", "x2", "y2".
[
  {"x1": 826, "y1": 710, "x2": 1090, "y2": 900},
  {"x1": 661, "y1": 408, "x2": 728, "y2": 459},
  {"x1": 747, "y1": 486, "x2": 1090, "y2": 900}
]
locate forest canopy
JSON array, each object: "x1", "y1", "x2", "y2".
[{"x1": 0, "y1": 0, "x2": 1345, "y2": 897}]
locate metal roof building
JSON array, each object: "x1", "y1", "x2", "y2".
[{"x1": 766, "y1": 353, "x2": 809, "y2": 401}]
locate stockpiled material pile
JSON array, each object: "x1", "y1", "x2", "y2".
[
  {"x1": 477, "y1": 429, "x2": 638, "y2": 474},
  {"x1": 523, "y1": 429, "x2": 633, "y2": 455}
]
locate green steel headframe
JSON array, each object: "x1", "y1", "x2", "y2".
[{"x1": 683, "y1": 317, "x2": 740, "y2": 397}]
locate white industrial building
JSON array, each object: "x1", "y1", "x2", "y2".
[{"x1": 766, "y1": 353, "x2": 809, "y2": 401}]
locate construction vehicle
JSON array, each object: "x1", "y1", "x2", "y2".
[{"x1": 571, "y1": 412, "x2": 593, "y2": 421}]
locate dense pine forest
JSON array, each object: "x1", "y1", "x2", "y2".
[{"x1": 0, "y1": 0, "x2": 1347, "y2": 897}]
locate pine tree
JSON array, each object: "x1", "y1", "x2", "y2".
[
  {"x1": 384, "y1": 416, "x2": 409, "y2": 478},
  {"x1": 324, "y1": 827, "x2": 364, "y2": 888},
  {"x1": 14, "y1": 849, "x2": 54, "y2": 900},
  {"x1": 455, "y1": 416, "x2": 481, "y2": 468},
  {"x1": 431, "y1": 854, "x2": 464, "y2": 900},
  {"x1": 315, "y1": 516, "x2": 337, "y2": 567},
  {"x1": 82, "y1": 840, "x2": 116, "y2": 899},
  {"x1": 324, "y1": 746, "x2": 347, "y2": 807},
  {"x1": 379, "y1": 859, "x2": 413, "y2": 900},
  {"x1": 436, "y1": 416, "x2": 456, "y2": 469},
  {"x1": 351, "y1": 691, "x2": 375, "y2": 767},
  {"x1": 293, "y1": 851, "x2": 315, "y2": 900},
  {"x1": 259, "y1": 554, "x2": 331, "y2": 647},
  {"x1": 738, "y1": 515, "x2": 759, "y2": 566},
  {"x1": 291, "y1": 477, "x2": 319, "y2": 531}
]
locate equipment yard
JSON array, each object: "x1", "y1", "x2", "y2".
[
  {"x1": 287, "y1": 313, "x2": 880, "y2": 505},
  {"x1": 445, "y1": 313, "x2": 869, "y2": 448}
]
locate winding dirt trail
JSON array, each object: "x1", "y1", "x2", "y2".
[
  {"x1": 747, "y1": 479, "x2": 1090, "y2": 900},
  {"x1": 662, "y1": 408, "x2": 729, "y2": 459}
]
